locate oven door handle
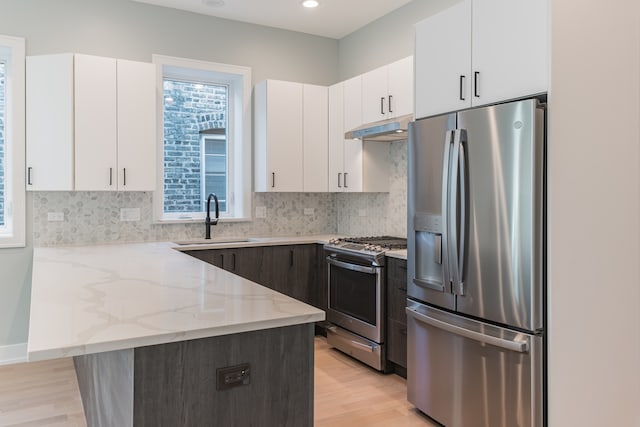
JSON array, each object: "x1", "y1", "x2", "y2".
[{"x1": 326, "y1": 257, "x2": 378, "y2": 274}]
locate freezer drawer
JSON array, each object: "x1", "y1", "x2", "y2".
[{"x1": 406, "y1": 301, "x2": 543, "y2": 427}]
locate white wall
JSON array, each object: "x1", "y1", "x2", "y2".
[
  {"x1": 0, "y1": 0, "x2": 339, "y2": 349},
  {"x1": 337, "y1": 0, "x2": 458, "y2": 79},
  {"x1": 548, "y1": 0, "x2": 640, "y2": 425}
]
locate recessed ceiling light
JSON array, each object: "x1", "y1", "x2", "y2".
[
  {"x1": 202, "y1": 0, "x2": 225, "y2": 7},
  {"x1": 302, "y1": 0, "x2": 319, "y2": 8}
]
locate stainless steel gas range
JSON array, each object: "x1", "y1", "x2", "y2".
[{"x1": 324, "y1": 236, "x2": 407, "y2": 371}]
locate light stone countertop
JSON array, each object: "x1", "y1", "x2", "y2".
[
  {"x1": 173, "y1": 234, "x2": 408, "y2": 260},
  {"x1": 27, "y1": 241, "x2": 326, "y2": 362}
]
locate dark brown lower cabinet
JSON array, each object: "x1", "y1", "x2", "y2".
[
  {"x1": 386, "y1": 257, "x2": 408, "y2": 375},
  {"x1": 184, "y1": 244, "x2": 323, "y2": 309},
  {"x1": 74, "y1": 323, "x2": 314, "y2": 427}
]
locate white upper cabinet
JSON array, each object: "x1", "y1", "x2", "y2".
[
  {"x1": 74, "y1": 54, "x2": 118, "y2": 191},
  {"x1": 328, "y1": 82, "x2": 389, "y2": 193},
  {"x1": 328, "y1": 82, "x2": 345, "y2": 192},
  {"x1": 26, "y1": 53, "x2": 156, "y2": 191},
  {"x1": 26, "y1": 54, "x2": 75, "y2": 191},
  {"x1": 415, "y1": 1, "x2": 472, "y2": 119},
  {"x1": 254, "y1": 80, "x2": 304, "y2": 192},
  {"x1": 303, "y1": 84, "x2": 329, "y2": 192},
  {"x1": 116, "y1": 59, "x2": 157, "y2": 192},
  {"x1": 343, "y1": 75, "x2": 363, "y2": 133},
  {"x1": 362, "y1": 56, "x2": 414, "y2": 124},
  {"x1": 415, "y1": 0, "x2": 548, "y2": 119},
  {"x1": 471, "y1": 0, "x2": 548, "y2": 106},
  {"x1": 254, "y1": 80, "x2": 329, "y2": 193}
]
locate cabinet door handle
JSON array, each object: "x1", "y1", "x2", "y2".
[
  {"x1": 271, "y1": 172, "x2": 275, "y2": 188},
  {"x1": 123, "y1": 168, "x2": 127, "y2": 186},
  {"x1": 27, "y1": 167, "x2": 32, "y2": 186},
  {"x1": 459, "y1": 75, "x2": 466, "y2": 101},
  {"x1": 380, "y1": 97, "x2": 385, "y2": 115},
  {"x1": 388, "y1": 95, "x2": 393, "y2": 113},
  {"x1": 109, "y1": 168, "x2": 113, "y2": 186},
  {"x1": 344, "y1": 172, "x2": 348, "y2": 188},
  {"x1": 474, "y1": 71, "x2": 480, "y2": 98},
  {"x1": 338, "y1": 172, "x2": 342, "y2": 188}
]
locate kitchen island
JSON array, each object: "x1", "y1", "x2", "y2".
[{"x1": 28, "y1": 241, "x2": 325, "y2": 427}]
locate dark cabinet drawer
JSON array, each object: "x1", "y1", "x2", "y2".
[{"x1": 386, "y1": 257, "x2": 407, "y2": 323}]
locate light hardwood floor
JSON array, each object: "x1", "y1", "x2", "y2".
[{"x1": 0, "y1": 337, "x2": 438, "y2": 427}]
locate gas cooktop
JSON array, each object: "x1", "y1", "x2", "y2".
[{"x1": 327, "y1": 236, "x2": 408, "y2": 254}]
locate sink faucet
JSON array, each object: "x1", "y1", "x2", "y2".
[{"x1": 205, "y1": 193, "x2": 219, "y2": 239}]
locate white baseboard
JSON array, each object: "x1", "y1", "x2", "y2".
[{"x1": 0, "y1": 342, "x2": 28, "y2": 365}]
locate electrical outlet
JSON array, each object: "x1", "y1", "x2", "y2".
[
  {"x1": 120, "y1": 208, "x2": 141, "y2": 222},
  {"x1": 47, "y1": 212, "x2": 64, "y2": 222},
  {"x1": 255, "y1": 206, "x2": 267, "y2": 218},
  {"x1": 304, "y1": 208, "x2": 314, "y2": 215}
]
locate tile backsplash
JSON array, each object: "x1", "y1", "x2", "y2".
[{"x1": 32, "y1": 141, "x2": 408, "y2": 247}]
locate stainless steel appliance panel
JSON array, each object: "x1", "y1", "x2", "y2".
[
  {"x1": 406, "y1": 301, "x2": 543, "y2": 427},
  {"x1": 456, "y1": 99, "x2": 545, "y2": 331},
  {"x1": 407, "y1": 113, "x2": 456, "y2": 311},
  {"x1": 326, "y1": 325, "x2": 384, "y2": 371},
  {"x1": 326, "y1": 257, "x2": 384, "y2": 344}
]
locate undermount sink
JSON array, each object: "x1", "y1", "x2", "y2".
[{"x1": 173, "y1": 237, "x2": 255, "y2": 246}]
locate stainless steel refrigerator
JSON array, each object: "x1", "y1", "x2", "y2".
[{"x1": 406, "y1": 98, "x2": 545, "y2": 427}]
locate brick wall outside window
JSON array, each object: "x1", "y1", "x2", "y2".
[{"x1": 163, "y1": 80, "x2": 226, "y2": 213}]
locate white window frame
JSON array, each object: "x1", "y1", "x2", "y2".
[
  {"x1": 152, "y1": 55, "x2": 251, "y2": 222},
  {"x1": 0, "y1": 35, "x2": 25, "y2": 248}
]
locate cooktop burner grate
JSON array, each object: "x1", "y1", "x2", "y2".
[{"x1": 337, "y1": 236, "x2": 408, "y2": 250}]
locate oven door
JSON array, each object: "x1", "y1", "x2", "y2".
[{"x1": 326, "y1": 256, "x2": 384, "y2": 343}]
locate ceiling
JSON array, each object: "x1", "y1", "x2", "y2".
[{"x1": 131, "y1": 0, "x2": 412, "y2": 39}]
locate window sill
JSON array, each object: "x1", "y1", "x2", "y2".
[{"x1": 153, "y1": 216, "x2": 253, "y2": 225}]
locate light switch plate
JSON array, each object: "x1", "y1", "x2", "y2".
[
  {"x1": 304, "y1": 208, "x2": 314, "y2": 215},
  {"x1": 120, "y1": 208, "x2": 141, "y2": 222},
  {"x1": 47, "y1": 212, "x2": 64, "y2": 222},
  {"x1": 358, "y1": 209, "x2": 367, "y2": 217}
]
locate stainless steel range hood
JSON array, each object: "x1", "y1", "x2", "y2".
[{"x1": 344, "y1": 114, "x2": 413, "y2": 142}]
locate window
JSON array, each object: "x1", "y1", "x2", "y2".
[
  {"x1": 153, "y1": 55, "x2": 251, "y2": 222},
  {"x1": 0, "y1": 35, "x2": 25, "y2": 248}
]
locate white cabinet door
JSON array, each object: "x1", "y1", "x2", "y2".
[
  {"x1": 74, "y1": 54, "x2": 117, "y2": 191},
  {"x1": 117, "y1": 59, "x2": 156, "y2": 191},
  {"x1": 415, "y1": 0, "x2": 472, "y2": 119},
  {"x1": 254, "y1": 80, "x2": 303, "y2": 192},
  {"x1": 303, "y1": 84, "x2": 328, "y2": 192},
  {"x1": 361, "y1": 65, "x2": 388, "y2": 124},
  {"x1": 328, "y1": 82, "x2": 345, "y2": 192},
  {"x1": 471, "y1": 0, "x2": 548, "y2": 106},
  {"x1": 343, "y1": 139, "x2": 363, "y2": 192},
  {"x1": 343, "y1": 75, "x2": 362, "y2": 133},
  {"x1": 387, "y1": 56, "x2": 414, "y2": 119},
  {"x1": 26, "y1": 54, "x2": 74, "y2": 191}
]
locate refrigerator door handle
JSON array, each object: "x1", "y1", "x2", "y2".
[
  {"x1": 405, "y1": 307, "x2": 530, "y2": 353},
  {"x1": 441, "y1": 130, "x2": 455, "y2": 292},
  {"x1": 448, "y1": 130, "x2": 461, "y2": 293},
  {"x1": 456, "y1": 130, "x2": 467, "y2": 295}
]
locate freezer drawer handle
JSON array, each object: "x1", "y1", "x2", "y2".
[
  {"x1": 413, "y1": 278, "x2": 445, "y2": 292},
  {"x1": 405, "y1": 307, "x2": 529, "y2": 353}
]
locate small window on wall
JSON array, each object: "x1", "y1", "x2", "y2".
[
  {"x1": 153, "y1": 55, "x2": 251, "y2": 222},
  {"x1": 0, "y1": 35, "x2": 25, "y2": 248}
]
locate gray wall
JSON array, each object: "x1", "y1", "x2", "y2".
[
  {"x1": 0, "y1": 0, "x2": 339, "y2": 348},
  {"x1": 337, "y1": 0, "x2": 458, "y2": 79}
]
